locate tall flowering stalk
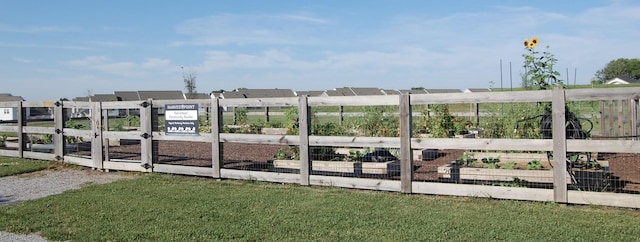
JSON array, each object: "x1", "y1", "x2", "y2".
[{"x1": 522, "y1": 37, "x2": 562, "y2": 90}]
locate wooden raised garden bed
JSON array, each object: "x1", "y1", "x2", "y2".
[
  {"x1": 437, "y1": 152, "x2": 610, "y2": 185},
  {"x1": 260, "y1": 128, "x2": 288, "y2": 135},
  {"x1": 273, "y1": 159, "x2": 400, "y2": 175}
]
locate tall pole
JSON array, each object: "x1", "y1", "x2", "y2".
[
  {"x1": 509, "y1": 62, "x2": 513, "y2": 90},
  {"x1": 500, "y1": 59, "x2": 503, "y2": 90}
]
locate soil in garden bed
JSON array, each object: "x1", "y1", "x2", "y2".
[{"x1": 66, "y1": 141, "x2": 640, "y2": 193}]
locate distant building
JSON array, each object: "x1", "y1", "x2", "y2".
[
  {"x1": 219, "y1": 88, "x2": 296, "y2": 99},
  {"x1": 424, "y1": 89, "x2": 463, "y2": 94},
  {"x1": 605, "y1": 75, "x2": 640, "y2": 85},
  {"x1": 70, "y1": 90, "x2": 186, "y2": 117},
  {"x1": 295, "y1": 90, "x2": 325, "y2": 97},
  {"x1": 463, "y1": 88, "x2": 492, "y2": 93},
  {"x1": 0, "y1": 94, "x2": 25, "y2": 121},
  {"x1": 398, "y1": 89, "x2": 428, "y2": 94},
  {"x1": 322, "y1": 87, "x2": 386, "y2": 96}
]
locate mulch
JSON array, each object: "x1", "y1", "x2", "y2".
[{"x1": 72, "y1": 140, "x2": 639, "y2": 192}]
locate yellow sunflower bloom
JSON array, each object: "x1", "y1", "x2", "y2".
[
  {"x1": 524, "y1": 38, "x2": 530, "y2": 48},
  {"x1": 531, "y1": 37, "x2": 539, "y2": 48}
]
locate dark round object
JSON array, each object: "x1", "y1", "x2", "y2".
[{"x1": 422, "y1": 149, "x2": 439, "y2": 161}]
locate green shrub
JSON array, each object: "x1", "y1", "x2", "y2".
[
  {"x1": 501, "y1": 161, "x2": 517, "y2": 170},
  {"x1": 527, "y1": 159, "x2": 543, "y2": 170},
  {"x1": 481, "y1": 157, "x2": 501, "y2": 169},
  {"x1": 348, "y1": 106, "x2": 399, "y2": 137},
  {"x1": 312, "y1": 122, "x2": 347, "y2": 136},
  {"x1": 284, "y1": 107, "x2": 299, "y2": 135},
  {"x1": 234, "y1": 108, "x2": 248, "y2": 125},
  {"x1": 455, "y1": 152, "x2": 477, "y2": 166},
  {"x1": 426, "y1": 104, "x2": 454, "y2": 138}
]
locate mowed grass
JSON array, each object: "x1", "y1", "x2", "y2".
[
  {"x1": 0, "y1": 157, "x2": 52, "y2": 177},
  {"x1": 0, "y1": 172, "x2": 639, "y2": 241}
]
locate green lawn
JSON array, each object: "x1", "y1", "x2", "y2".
[
  {"x1": 0, "y1": 157, "x2": 52, "y2": 177},
  {"x1": 0, "y1": 166, "x2": 638, "y2": 241}
]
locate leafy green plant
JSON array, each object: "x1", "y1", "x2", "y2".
[
  {"x1": 413, "y1": 109, "x2": 430, "y2": 135},
  {"x1": 347, "y1": 149, "x2": 367, "y2": 162},
  {"x1": 496, "y1": 177, "x2": 528, "y2": 187},
  {"x1": 223, "y1": 125, "x2": 235, "y2": 133},
  {"x1": 481, "y1": 157, "x2": 500, "y2": 169},
  {"x1": 500, "y1": 161, "x2": 517, "y2": 170},
  {"x1": 284, "y1": 107, "x2": 299, "y2": 135},
  {"x1": 240, "y1": 123, "x2": 261, "y2": 134},
  {"x1": 481, "y1": 37, "x2": 565, "y2": 139},
  {"x1": 426, "y1": 104, "x2": 454, "y2": 138},
  {"x1": 522, "y1": 36, "x2": 562, "y2": 90},
  {"x1": 481, "y1": 103, "x2": 546, "y2": 139},
  {"x1": 455, "y1": 152, "x2": 477, "y2": 166},
  {"x1": 274, "y1": 148, "x2": 291, "y2": 160},
  {"x1": 28, "y1": 134, "x2": 53, "y2": 144},
  {"x1": 265, "y1": 120, "x2": 284, "y2": 128},
  {"x1": 453, "y1": 117, "x2": 472, "y2": 135},
  {"x1": 311, "y1": 122, "x2": 347, "y2": 136},
  {"x1": 481, "y1": 157, "x2": 500, "y2": 164},
  {"x1": 481, "y1": 157, "x2": 501, "y2": 169},
  {"x1": 527, "y1": 159, "x2": 543, "y2": 170},
  {"x1": 234, "y1": 107, "x2": 248, "y2": 125},
  {"x1": 348, "y1": 106, "x2": 399, "y2": 137}
]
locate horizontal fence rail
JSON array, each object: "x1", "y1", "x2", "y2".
[{"x1": 0, "y1": 86, "x2": 639, "y2": 208}]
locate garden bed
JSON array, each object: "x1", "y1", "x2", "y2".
[
  {"x1": 437, "y1": 151, "x2": 611, "y2": 188},
  {"x1": 55, "y1": 142, "x2": 639, "y2": 192},
  {"x1": 273, "y1": 159, "x2": 400, "y2": 175}
]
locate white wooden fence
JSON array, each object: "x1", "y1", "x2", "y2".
[{"x1": 0, "y1": 86, "x2": 639, "y2": 208}]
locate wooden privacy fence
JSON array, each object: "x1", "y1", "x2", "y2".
[
  {"x1": 0, "y1": 86, "x2": 639, "y2": 208},
  {"x1": 599, "y1": 99, "x2": 639, "y2": 140}
]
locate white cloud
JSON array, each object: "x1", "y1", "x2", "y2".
[
  {"x1": 88, "y1": 41, "x2": 128, "y2": 47},
  {"x1": 175, "y1": 13, "x2": 330, "y2": 46},
  {"x1": 0, "y1": 24, "x2": 77, "y2": 34},
  {"x1": 13, "y1": 58, "x2": 34, "y2": 63},
  {"x1": 63, "y1": 56, "x2": 174, "y2": 78},
  {"x1": 141, "y1": 58, "x2": 172, "y2": 69},
  {"x1": 278, "y1": 14, "x2": 330, "y2": 24},
  {"x1": 0, "y1": 42, "x2": 94, "y2": 50}
]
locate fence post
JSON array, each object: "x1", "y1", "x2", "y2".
[
  {"x1": 102, "y1": 108, "x2": 110, "y2": 162},
  {"x1": 298, "y1": 95, "x2": 311, "y2": 186},
  {"x1": 339, "y1": 105, "x2": 344, "y2": 126},
  {"x1": 140, "y1": 99, "x2": 153, "y2": 172},
  {"x1": 211, "y1": 98, "x2": 222, "y2": 178},
  {"x1": 91, "y1": 102, "x2": 104, "y2": 169},
  {"x1": 632, "y1": 98, "x2": 638, "y2": 140},
  {"x1": 53, "y1": 101, "x2": 65, "y2": 161},
  {"x1": 474, "y1": 103, "x2": 480, "y2": 127},
  {"x1": 400, "y1": 93, "x2": 413, "y2": 193},
  {"x1": 618, "y1": 100, "x2": 624, "y2": 138},
  {"x1": 608, "y1": 100, "x2": 614, "y2": 137},
  {"x1": 599, "y1": 100, "x2": 605, "y2": 137},
  {"x1": 17, "y1": 101, "x2": 25, "y2": 158},
  {"x1": 552, "y1": 87, "x2": 567, "y2": 203}
]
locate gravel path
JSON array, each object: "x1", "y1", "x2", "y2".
[{"x1": 0, "y1": 168, "x2": 134, "y2": 242}]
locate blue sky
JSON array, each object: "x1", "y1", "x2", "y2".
[{"x1": 1, "y1": 0, "x2": 639, "y2": 101}]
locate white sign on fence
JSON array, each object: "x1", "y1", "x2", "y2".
[{"x1": 165, "y1": 104, "x2": 199, "y2": 135}]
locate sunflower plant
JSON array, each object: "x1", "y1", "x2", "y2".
[{"x1": 522, "y1": 37, "x2": 562, "y2": 90}]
